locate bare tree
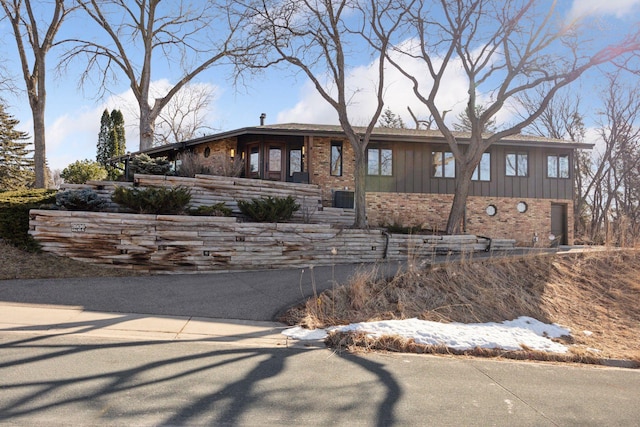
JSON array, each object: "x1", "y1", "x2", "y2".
[
  {"x1": 1, "y1": 0, "x2": 73, "y2": 188},
  {"x1": 154, "y1": 83, "x2": 216, "y2": 146},
  {"x1": 385, "y1": 0, "x2": 640, "y2": 234},
  {"x1": 520, "y1": 89, "x2": 590, "y2": 239},
  {"x1": 585, "y1": 74, "x2": 640, "y2": 244},
  {"x1": 60, "y1": 0, "x2": 255, "y2": 151},
  {"x1": 243, "y1": 0, "x2": 412, "y2": 228}
]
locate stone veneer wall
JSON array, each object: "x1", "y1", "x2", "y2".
[
  {"x1": 308, "y1": 136, "x2": 356, "y2": 206},
  {"x1": 366, "y1": 192, "x2": 573, "y2": 246},
  {"x1": 28, "y1": 210, "x2": 500, "y2": 273}
]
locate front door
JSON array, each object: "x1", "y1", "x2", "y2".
[
  {"x1": 551, "y1": 203, "x2": 568, "y2": 246},
  {"x1": 265, "y1": 143, "x2": 286, "y2": 181}
]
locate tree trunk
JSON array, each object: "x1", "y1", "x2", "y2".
[
  {"x1": 139, "y1": 105, "x2": 155, "y2": 151},
  {"x1": 29, "y1": 94, "x2": 47, "y2": 188},
  {"x1": 352, "y1": 144, "x2": 367, "y2": 229},
  {"x1": 446, "y1": 167, "x2": 473, "y2": 234}
]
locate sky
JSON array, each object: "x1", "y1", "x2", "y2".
[{"x1": 1, "y1": 0, "x2": 640, "y2": 172}]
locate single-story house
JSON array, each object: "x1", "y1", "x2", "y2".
[{"x1": 121, "y1": 122, "x2": 592, "y2": 246}]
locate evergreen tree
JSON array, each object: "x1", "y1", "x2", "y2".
[
  {"x1": 97, "y1": 110, "x2": 111, "y2": 166},
  {"x1": 378, "y1": 108, "x2": 406, "y2": 129},
  {"x1": 453, "y1": 105, "x2": 498, "y2": 133},
  {"x1": 96, "y1": 109, "x2": 126, "y2": 180},
  {"x1": 0, "y1": 103, "x2": 34, "y2": 190}
]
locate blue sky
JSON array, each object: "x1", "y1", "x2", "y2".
[{"x1": 1, "y1": 0, "x2": 640, "y2": 171}]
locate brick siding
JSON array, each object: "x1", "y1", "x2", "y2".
[{"x1": 365, "y1": 192, "x2": 574, "y2": 247}]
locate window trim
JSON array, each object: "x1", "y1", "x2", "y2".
[
  {"x1": 330, "y1": 141, "x2": 343, "y2": 177},
  {"x1": 289, "y1": 148, "x2": 303, "y2": 177},
  {"x1": 472, "y1": 152, "x2": 491, "y2": 181},
  {"x1": 506, "y1": 152, "x2": 528, "y2": 177},
  {"x1": 367, "y1": 146, "x2": 393, "y2": 176},
  {"x1": 547, "y1": 153, "x2": 570, "y2": 179},
  {"x1": 432, "y1": 151, "x2": 456, "y2": 178}
]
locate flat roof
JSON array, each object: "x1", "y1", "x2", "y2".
[{"x1": 123, "y1": 123, "x2": 594, "y2": 158}]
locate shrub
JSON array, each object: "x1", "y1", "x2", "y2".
[
  {"x1": 0, "y1": 189, "x2": 56, "y2": 251},
  {"x1": 175, "y1": 152, "x2": 212, "y2": 177},
  {"x1": 188, "y1": 203, "x2": 232, "y2": 217},
  {"x1": 111, "y1": 185, "x2": 191, "y2": 214},
  {"x1": 60, "y1": 159, "x2": 108, "y2": 184},
  {"x1": 209, "y1": 152, "x2": 244, "y2": 177},
  {"x1": 129, "y1": 154, "x2": 172, "y2": 176},
  {"x1": 55, "y1": 189, "x2": 108, "y2": 211},
  {"x1": 237, "y1": 195, "x2": 299, "y2": 222}
]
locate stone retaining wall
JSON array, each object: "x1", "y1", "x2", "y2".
[{"x1": 29, "y1": 210, "x2": 510, "y2": 273}]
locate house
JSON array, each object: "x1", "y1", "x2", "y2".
[{"x1": 125, "y1": 122, "x2": 592, "y2": 246}]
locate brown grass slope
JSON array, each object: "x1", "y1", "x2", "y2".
[
  {"x1": 286, "y1": 250, "x2": 640, "y2": 364},
  {"x1": 0, "y1": 241, "x2": 147, "y2": 279}
]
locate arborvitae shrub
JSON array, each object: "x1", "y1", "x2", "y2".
[
  {"x1": 237, "y1": 196, "x2": 300, "y2": 222},
  {"x1": 111, "y1": 185, "x2": 191, "y2": 214},
  {"x1": 0, "y1": 189, "x2": 56, "y2": 251},
  {"x1": 55, "y1": 189, "x2": 108, "y2": 211},
  {"x1": 188, "y1": 203, "x2": 232, "y2": 217}
]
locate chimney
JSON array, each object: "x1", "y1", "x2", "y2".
[{"x1": 260, "y1": 113, "x2": 266, "y2": 126}]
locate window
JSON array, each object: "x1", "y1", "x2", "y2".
[
  {"x1": 432, "y1": 151, "x2": 455, "y2": 178},
  {"x1": 268, "y1": 147, "x2": 282, "y2": 172},
  {"x1": 330, "y1": 141, "x2": 342, "y2": 176},
  {"x1": 289, "y1": 149, "x2": 302, "y2": 176},
  {"x1": 249, "y1": 146, "x2": 260, "y2": 177},
  {"x1": 472, "y1": 152, "x2": 491, "y2": 181},
  {"x1": 506, "y1": 152, "x2": 528, "y2": 177},
  {"x1": 367, "y1": 147, "x2": 393, "y2": 176},
  {"x1": 547, "y1": 154, "x2": 569, "y2": 178}
]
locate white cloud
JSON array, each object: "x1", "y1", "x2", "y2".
[
  {"x1": 276, "y1": 39, "x2": 517, "y2": 130},
  {"x1": 45, "y1": 80, "x2": 220, "y2": 170},
  {"x1": 567, "y1": 0, "x2": 640, "y2": 21}
]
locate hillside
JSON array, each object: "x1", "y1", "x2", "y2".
[
  {"x1": 283, "y1": 249, "x2": 640, "y2": 365},
  {"x1": 1, "y1": 241, "x2": 638, "y2": 364}
]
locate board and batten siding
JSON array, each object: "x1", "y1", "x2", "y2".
[{"x1": 365, "y1": 142, "x2": 574, "y2": 200}]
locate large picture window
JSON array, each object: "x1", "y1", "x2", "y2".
[
  {"x1": 547, "y1": 154, "x2": 569, "y2": 178},
  {"x1": 367, "y1": 147, "x2": 393, "y2": 176},
  {"x1": 506, "y1": 152, "x2": 528, "y2": 177},
  {"x1": 432, "y1": 151, "x2": 455, "y2": 178},
  {"x1": 330, "y1": 141, "x2": 342, "y2": 176},
  {"x1": 472, "y1": 152, "x2": 491, "y2": 181}
]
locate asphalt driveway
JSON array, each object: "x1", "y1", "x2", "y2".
[{"x1": 0, "y1": 262, "x2": 403, "y2": 321}]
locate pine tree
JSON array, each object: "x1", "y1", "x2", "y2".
[
  {"x1": 111, "y1": 109, "x2": 125, "y2": 156},
  {"x1": 96, "y1": 109, "x2": 126, "y2": 180},
  {"x1": 378, "y1": 108, "x2": 406, "y2": 129},
  {"x1": 0, "y1": 103, "x2": 35, "y2": 190},
  {"x1": 97, "y1": 110, "x2": 111, "y2": 166}
]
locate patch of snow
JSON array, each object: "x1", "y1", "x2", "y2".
[
  {"x1": 283, "y1": 316, "x2": 571, "y2": 354},
  {"x1": 282, "y1": 326, "x2": 328, "y2": 340}
]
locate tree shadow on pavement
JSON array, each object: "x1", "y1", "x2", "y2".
[{"x1": 0, "y1": 323, "x2": 401, "y2": 426}]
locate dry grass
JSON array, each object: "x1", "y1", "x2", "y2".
[
  {"x1": 283, "y1": 249, "x2": 640, "y2": 366},
  {"x1": 0, "y1": 241, "x2": 147, "y2": 280}
]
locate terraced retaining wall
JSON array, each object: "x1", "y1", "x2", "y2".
[{"x1": 28, "y1": 210, "x2": 511, "y2": 273}]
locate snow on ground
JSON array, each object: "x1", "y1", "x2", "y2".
[{"x1": 282, "y1": 316, "x2": 571, "y2": 354}]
